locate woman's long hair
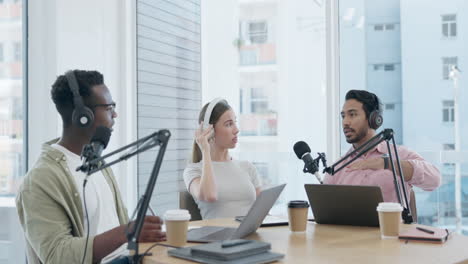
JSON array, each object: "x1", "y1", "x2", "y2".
[{"x1": 190, "y1": 100, "x2": 231, "y2": 163}]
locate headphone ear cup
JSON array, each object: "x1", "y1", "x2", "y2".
[
  {"x1": 72, "y1": 106, "x2": 94, "y2": 128},
  {"x1": 369, "y1": 110, "x2": 383, "y2": 130}
]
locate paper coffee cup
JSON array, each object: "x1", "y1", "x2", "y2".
[
  {"x1": 288, "y1": 200, "x2": 309, "y2": 232},
  {"x1": 163, "y1": 209, "x2": 191, "y2": 247},
  {"x1": 376, "y1": 202, "x2": 403, "y2": 239}
]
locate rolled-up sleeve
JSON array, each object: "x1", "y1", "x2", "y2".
[
  {"x1": 407, "y1": 159, "x2": 441, "y2": 190},
  {"x1": 402, "y1": 147, "x2": 441, "y2": 191}
]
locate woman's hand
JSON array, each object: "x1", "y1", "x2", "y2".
[{"x1": 195, "y1": 122, "x2": 214, "y2": 153}]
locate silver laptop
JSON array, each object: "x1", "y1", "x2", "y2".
[
  {"x1": 304, "y1": 184, "x2": 384, "y2": 227},
  {"x1": 187, "y1": 184, "x2": 286, "y2": 243}
]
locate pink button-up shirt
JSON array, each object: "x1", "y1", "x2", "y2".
[{"x1": 323, "y1": 142, "x2": 441, "y2": 203}]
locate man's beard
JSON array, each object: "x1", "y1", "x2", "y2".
[{"x1": 345, "y1": 127, "x2": 368, "y2": 144}]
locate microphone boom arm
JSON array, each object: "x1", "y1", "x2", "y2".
[
  {"x1": 77, "y1": 129, "x2": 171, "y2": 263},
  {"x1": 324, "y1": 128, "x2": 413, "y2": 224}
]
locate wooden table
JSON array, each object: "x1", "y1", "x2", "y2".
[{"x1": 141, "y1": 218, "x2": 468, "y2": 264}]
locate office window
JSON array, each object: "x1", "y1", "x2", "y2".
[
  {"x1": 339, "y1": 0, "x2": 468, "y2": 233},
  {"x1": 442, "y1": 57, "x2": 457, "y2": 80},
  {"x1": 442, "y1": 14, "x2": 457, "y2": 38},
  {"x1": 203, "y1": 0, "x2": 325, "y2": 210},
  {"x1": 442, "y1": 100, "x2": 454, "y2": 123},
  {"x1": 0, "y1": 2, "x2": 24, "y2": 193},
  {"x1": 248, "y1": 21, "x2": 268, "y2": 44},
  {"x1": 385, "y1": 103, "x2": 395, "y2": 110},
  {"x1": 0, "y1": 0, "x2": 26, "y2": 262}
]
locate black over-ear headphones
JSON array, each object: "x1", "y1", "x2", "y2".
[
  {"x1": 65, "y1": 70, "x2": 94, "y2": 128},
  {"x1": 368, "y1": 95, "x2": 383, "y2": 130}
]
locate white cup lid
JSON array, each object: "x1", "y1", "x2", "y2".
[
  {"x1": 377, "y1": 202, "x2": 403, "y2": 212},
  {"x1": 163, "y1": 209, "x2": 191, "y2": 221}
]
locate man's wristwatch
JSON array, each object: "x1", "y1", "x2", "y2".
[{"x1": 382, "y1": 154, "x2": 390, "y2": 170}]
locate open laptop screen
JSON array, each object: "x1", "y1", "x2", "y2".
[{"x1": 304, "y1": 184, "x2": 384, "y2": 227}]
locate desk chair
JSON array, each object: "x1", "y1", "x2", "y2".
[{"x1": 179, "y1": 191, "x2": 202, "y2": 221}]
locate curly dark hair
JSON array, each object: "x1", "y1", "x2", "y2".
[
  {"x1": 345, "y1": 90, "x2": 382, "y2": 119},
  {"x1": 51, "y1": 70, "x2": 104, "y2": 127}
]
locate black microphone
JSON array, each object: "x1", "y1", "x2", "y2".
[
  {"x1": 77, "y1": 126, "x2": 112, "y2": 173},
  {"x1": 293, "y1": 141, "x2": 322, "y2": 183}
]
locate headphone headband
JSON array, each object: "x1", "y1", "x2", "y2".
[
  {"x1": 65, "y1": 71, "x2": 85, "y2": 108},
  {"x1": 202, "y1": 98, "x2": 225, "y2": 129},
  {"x1": 65, "y1": 70, "x2": 95, "y2": 127}
]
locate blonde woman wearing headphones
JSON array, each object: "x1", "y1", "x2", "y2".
[{"x1": 183, "y1": 98, "x2": 261, "y2": 219}]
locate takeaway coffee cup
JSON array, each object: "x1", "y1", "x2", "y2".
[
  {"x1": 288, "y1": 200, "x2": 309, "y2": 232},
  {"x1": 163, "y1": 209, "x2": 191, "y2": 246},
  {"x1": 376, "y1": 202, "x2": 403, "y2": 239}
]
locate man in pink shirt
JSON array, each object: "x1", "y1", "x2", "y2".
[{"x1": 323, "y1": 90, "x2": 441, "y2": 203}]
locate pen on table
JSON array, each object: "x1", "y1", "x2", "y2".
[{"x1": 416, "y1": 227, "x2": 435, "y2": 234}]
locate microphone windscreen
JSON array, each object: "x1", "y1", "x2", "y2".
[
  {"x1": 91, "y1": 126, "x2": 112, "y2": 148},
  {"x1": 293, "y1": 141, "x2": 311, "y2": 159}
]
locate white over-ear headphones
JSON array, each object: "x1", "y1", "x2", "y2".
[{"x1": 202, "y1": 97, "x2": 225, "y2": 129}]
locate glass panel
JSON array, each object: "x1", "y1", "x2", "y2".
[
  {"x1": 0, "y1": 0, "x2": 26, "y2": 262},
  {"x1": 339, "y1": 0, "x2": 468, "y2": 234},
  {"x1": 0, "y1": 0, "x2": 24, "y2": 196},
  {"x1": 203, "y1": 0, "x2": 326, "y2": 214}
]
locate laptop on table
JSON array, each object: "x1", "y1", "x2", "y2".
[
  {"x1": 304, "y1": 184, "x2": 384, "y2": 227},
  {"x1": 187, "y1": 184, "x2": 286, "y2": 243}
]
